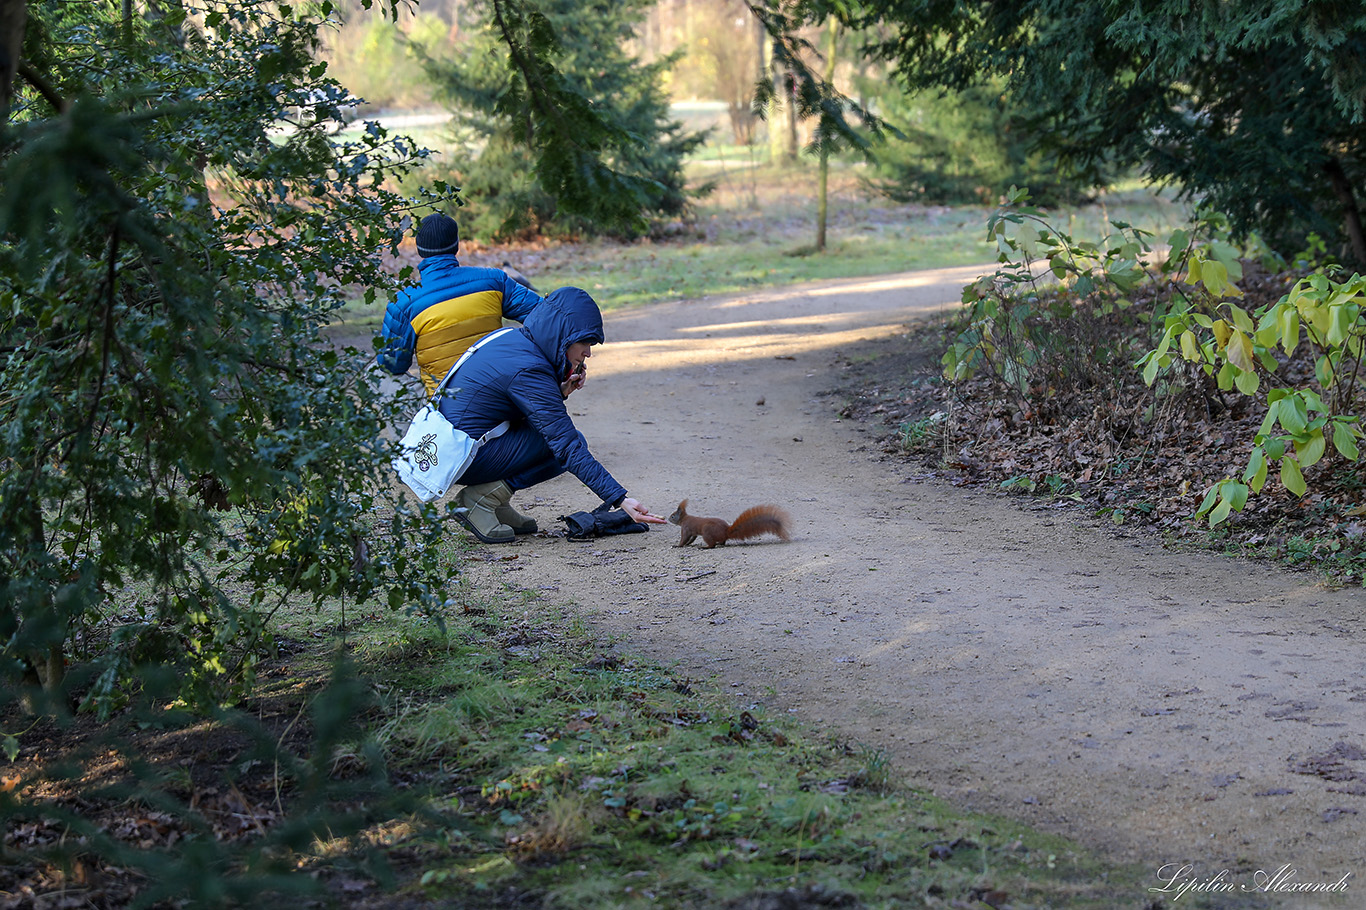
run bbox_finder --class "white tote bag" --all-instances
[392,328,514,502]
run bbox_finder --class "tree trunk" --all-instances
[815,19,839,252]
[33,645,64,692]
[784,69,798,160]
[816,152,828,251]
[1325,155,1366,267]
[0,0,27,118]
[13,500,65,710]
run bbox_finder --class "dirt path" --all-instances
[458,266,1366,908]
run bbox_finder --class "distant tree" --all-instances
[744,0,886,170]
[320,5,450,111]
[1,0,456,710]
[670,0,764,145]
[416,0,707,239]
[806,0,1366,264]
[865,79,1097,207]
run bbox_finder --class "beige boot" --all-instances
[455,482,515,543]
[495,492,538,535]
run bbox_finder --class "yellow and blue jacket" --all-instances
[377,255,544,393]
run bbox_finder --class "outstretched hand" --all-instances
[621,498,667,524]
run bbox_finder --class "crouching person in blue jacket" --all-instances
[439,287,668,543]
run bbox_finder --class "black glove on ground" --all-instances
[559,503,648,539]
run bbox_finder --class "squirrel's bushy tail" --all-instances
[726,505,791,542]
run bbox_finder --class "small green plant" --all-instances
[854,746,894,794]
[942,186,1164,423]
[897,413,946,453]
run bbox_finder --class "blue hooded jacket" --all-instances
[437,288,627,506]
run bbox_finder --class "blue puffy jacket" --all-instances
[377,255,543,393]
[438,288,627,506]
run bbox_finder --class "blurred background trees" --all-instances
[862,79,1098,208]
[834,0,1366,265]
[414,0,706,240]
[307,0,1365,266]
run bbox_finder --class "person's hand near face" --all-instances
[561,341,592,398]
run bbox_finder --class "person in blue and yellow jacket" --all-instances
[377,213,545,393]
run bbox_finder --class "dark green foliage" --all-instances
[755,0,1366,265]
[1,0,461,712]
[1135,42,1365,262]
[865,80,1096,207]
[0,0,469,900]
[418,0,706,239]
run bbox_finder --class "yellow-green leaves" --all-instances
[1179,330,1200,361]
[1277,273,1366,369]
[1142,266,1366,526]
[1234,365,1260,395]
[1203,390,1365,526]
[1211,318,1231,347]
[1331,419,1361,460]
[1226,328,1256,372]
[1243,446,1269,493]
[1270,391,1310,435]
[1277,304,1301,356]
[1185,249,1243,299]
[1197,479,1249,526]
[1294,429,1326,470]
[1280,457,1307,498]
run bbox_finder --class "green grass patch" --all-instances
[529,180,1190,312]
[329,151,1191,327]
[305,589,1157,908]
[498,163,1191,313]
[8,509,1174,906]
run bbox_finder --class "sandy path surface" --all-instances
[455,266,1366,908]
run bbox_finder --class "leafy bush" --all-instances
[1141,264,1366,525]
[945,187,1366,533]
[942,187,1172,422]
[1,0,461,714]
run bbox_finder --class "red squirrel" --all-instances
[667,500,791,548]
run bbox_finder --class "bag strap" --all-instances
[431,327,517,399]
[477,421,511,445]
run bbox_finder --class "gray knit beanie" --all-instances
[416,213,460,257]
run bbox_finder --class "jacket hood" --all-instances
[522,287,605,377]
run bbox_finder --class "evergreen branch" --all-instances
[17,61,65,113]
[487,0,572,146]
[744,0,891,156]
